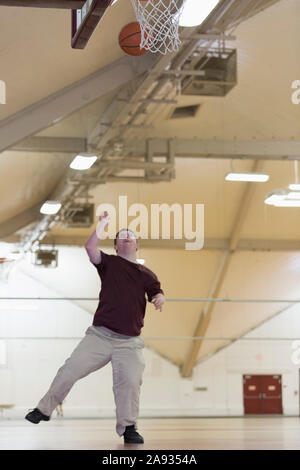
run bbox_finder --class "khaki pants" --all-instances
[37,325,146,436]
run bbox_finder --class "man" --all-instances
[25,211,165,444]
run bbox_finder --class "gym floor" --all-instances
[1,417,300,450]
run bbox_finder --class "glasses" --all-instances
[117,231,137,241]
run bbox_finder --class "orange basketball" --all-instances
[118,22,147,57]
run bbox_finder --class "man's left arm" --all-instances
[151,292,166,312]
[145,271,165,312]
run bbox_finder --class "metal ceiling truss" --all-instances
[11,136,87,153]
[9,137,300,162]
[5,234,300,253]
[195,300,295,366]
[107,139,300,162]
[0,54,158,154]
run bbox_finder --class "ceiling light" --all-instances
[40,201,61,215]
[274,200,300,207]
[137,258,145,264]
[289,183,300,191]
[286,191,300,199]
[264,188,300,207]
[70,154,97,170]
[179,0,220,28]
[264,192,285,205]
[225,172,269,182]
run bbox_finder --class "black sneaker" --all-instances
[25,408,50,424]
[123,425,144,444]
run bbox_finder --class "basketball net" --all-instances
[130,0,186,55]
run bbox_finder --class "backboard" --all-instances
[0,1,85,8]
[71,0,114,49]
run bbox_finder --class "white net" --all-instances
[130,0,186,55]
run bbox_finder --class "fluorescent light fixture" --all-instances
[179,0,220,27]
[137,258,145,265]
[264,193,285,205]
[274,200,300,207]
[40,201,61,215]
[264,188,300,207]
[225,172,269,182]
[286,191,300,199]
[289,183,300,191]
[70,154,97,170]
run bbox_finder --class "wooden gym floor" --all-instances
[1,416,300,450]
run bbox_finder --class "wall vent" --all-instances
[170,104,200,119]
[62,203,94,228]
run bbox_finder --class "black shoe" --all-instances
[123,425,144,444]
[25,408,50,424]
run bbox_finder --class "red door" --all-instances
[243,375,283,414]
[243,375,260,414]
[261,375,282,414]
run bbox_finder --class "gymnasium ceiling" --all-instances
[0,0,300,376]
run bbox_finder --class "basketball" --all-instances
[118,22,148,56]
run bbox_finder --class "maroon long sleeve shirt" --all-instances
[92,250,164,336]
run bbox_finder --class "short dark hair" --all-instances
[114,228,138,246]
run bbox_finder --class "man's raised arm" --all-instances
[85,211,110,265]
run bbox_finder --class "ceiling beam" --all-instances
[0,1,85,8]
[8,137,300,162]
[124,139,300,161]
[195,301,294,367]
[226,0,282,32]
[0,54,158,154]
[180,160,264,378]
[0,203,43,240]
[10,136,87,153]
[3,234,300,252]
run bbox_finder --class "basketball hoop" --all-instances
[130,0,186,55]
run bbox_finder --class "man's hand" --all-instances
[96,211,111,239]
[151,293,165,312]
[99,210,110,227]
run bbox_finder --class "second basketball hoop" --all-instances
[130,0,186,55]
